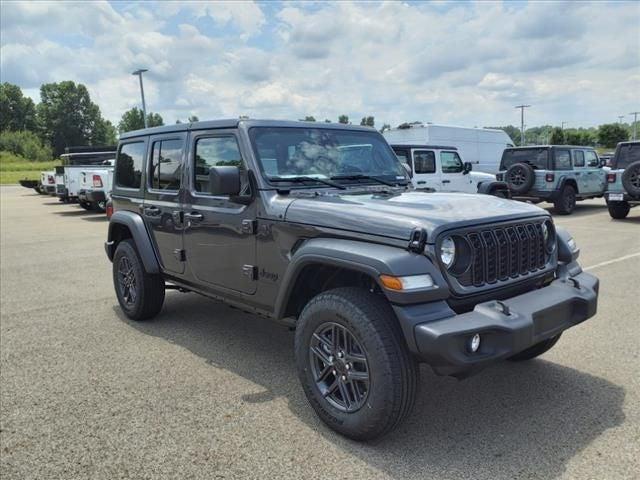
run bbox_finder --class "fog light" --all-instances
[468,334,481,353]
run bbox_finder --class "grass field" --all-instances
[0,152,58,184]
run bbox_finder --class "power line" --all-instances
[515,105,531,145]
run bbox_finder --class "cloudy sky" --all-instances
[1,1,638,129]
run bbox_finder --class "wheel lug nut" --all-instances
[341,375,347,381]
[345,364,350,370]
[332,369,336,375]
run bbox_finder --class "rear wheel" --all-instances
[95,200,107,213]
[607,201,630,219]
[554,185,576,215]
[508,334,561,361]
[79,200,94,210]
[295,287,417,441]
[113,239,165,321]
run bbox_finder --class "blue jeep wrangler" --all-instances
[604,141,640,219]
[497,146,605,214]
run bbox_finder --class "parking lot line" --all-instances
[584,252,640,271]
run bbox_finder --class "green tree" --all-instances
[188,115,199,123]
[36,81,113,155]
[486,125,522,145]
[0,83,37,132]
[598,123,629,148]
[338,115,349,124]
[379,123,391,133]
[360,116,375,127]
[549,127,565,145]
[0,130,52,162]
[324,119,331,123]
[300,116,316,122]
[117,107,164,134]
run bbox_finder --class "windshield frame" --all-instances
[248,126,409,189]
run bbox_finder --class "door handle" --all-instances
[442,180,451,184]
[143,205,160,216]
[184,212,204,222]
[417,181,426,185]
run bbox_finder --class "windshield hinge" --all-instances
[408,228,427,253]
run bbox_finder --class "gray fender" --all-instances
[106,210,160,274]
[477,180,508,195]
[274,238,449,319]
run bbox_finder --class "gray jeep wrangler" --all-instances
[105,120,599,440]
[497,145,606,214]
[604,141,640,219]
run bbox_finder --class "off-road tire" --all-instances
[622,161,640,197]
[607,201,630,219]
[79,200,95,211]
[505,163,535,194]
[554,184,576,215]
[113,239,165,321]
[508,334,561,361]
[95,200,107,213]
[295,287,418,441]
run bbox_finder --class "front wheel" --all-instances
[607,201,630,219]
[295,287,417,441]
[508,334,561,361]
[554,185,576,215]
[113,239,165,321]
[79,200,94,210]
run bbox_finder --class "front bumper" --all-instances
[395,270,598,376]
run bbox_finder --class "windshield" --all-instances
[612,143,640,169]
[500,148,549,170]
[249,127,407,184]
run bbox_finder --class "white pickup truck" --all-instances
[55,147,117,204]
[77,161,114,212]
[390,144,506,195]
[39,170,57,195]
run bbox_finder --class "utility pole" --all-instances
[515,104,530,146]
[630,111,640,140]
[132,69,149,128]
[561,121,567,131]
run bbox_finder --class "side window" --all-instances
[554,149,571,170]
[115,142,145,189]
[573,150,585,167]
[440,151,463,173]
[585,150,599,167]
[194,135,247,194]
[150,139,183,191]
[413,150,436,174]
[393,149,409,164]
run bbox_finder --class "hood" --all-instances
[285,190,547,241]
[470,171,496,182]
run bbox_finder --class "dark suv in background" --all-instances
[497,145,605,214]
[105,120,599,440]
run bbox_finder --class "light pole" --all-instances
[132,69,149,128]
[515,104,531,146]
[618,115,625,124]
[630,111,640,140]
[561,121,567,131]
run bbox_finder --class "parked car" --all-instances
[496,145,606,214]
[77,160,114,212]
[57,146,117,203]
[383,123,514,174]
[18,179,42,193]
[390,144,507,195]
[105,120,598,441]
[40,170,57,195]
[604,141,640,219]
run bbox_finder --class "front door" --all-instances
[439,150,471,192]
[143,134,186,274]
[182,130,257,295]
[584,149,606,194]
[410,149,439,190]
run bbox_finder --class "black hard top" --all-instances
[119,119,377,140]
[505,145,595,150]
[616,141,640,146]
[390,144,458,151]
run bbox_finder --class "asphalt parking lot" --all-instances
[1,185,639,480]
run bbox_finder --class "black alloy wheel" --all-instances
[117,256,137,306]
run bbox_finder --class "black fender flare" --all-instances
[274,238,449,319]
[477,180,508,195]
[557,176,579,196]
[106,210,160,274]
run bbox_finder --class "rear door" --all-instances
[143,133,187,274]
[410,149,439,190]
[571,149,589,193]
[182,129,257,294]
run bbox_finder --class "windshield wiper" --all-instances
[269,176,346,190]
[330,174,406,187]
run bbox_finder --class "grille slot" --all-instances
[453,221,548,288]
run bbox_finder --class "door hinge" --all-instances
[174,249,186,262]
[242,264,258,280]
[241,219,257,234]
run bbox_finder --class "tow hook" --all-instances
[493,300,511,316]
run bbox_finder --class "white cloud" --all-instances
[1,0,638,128]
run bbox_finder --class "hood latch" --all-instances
[408,228,428,253]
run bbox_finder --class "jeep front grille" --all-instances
[452,220,549,288]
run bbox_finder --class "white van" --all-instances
[383,123,514,174]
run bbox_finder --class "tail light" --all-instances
[106,202,114,219]
[93,175,103,188]
[606,173,616,183]
[545,173,555,182]
[48,175,55,184]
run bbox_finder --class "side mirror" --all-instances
[463,162,473,174]
[599,159,607,167]
[401,162,413,178]
[209,166,241,196]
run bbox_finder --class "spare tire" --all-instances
[622,160,640,197]
[505,163,535,194]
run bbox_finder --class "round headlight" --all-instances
[542,220,556,253]
[440,236,456,268]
